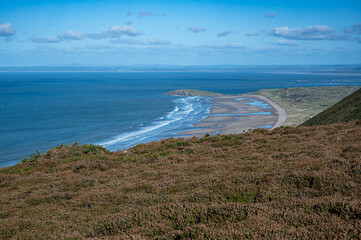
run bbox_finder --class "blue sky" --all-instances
[0,0,361,66]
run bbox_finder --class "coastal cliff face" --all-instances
[0,121,360,239]
[164,89,222,96]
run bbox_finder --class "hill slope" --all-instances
[254,86,360,126]
[302,88,361,126]
[0,122,360,239]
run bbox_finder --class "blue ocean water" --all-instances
[0,71,360,167]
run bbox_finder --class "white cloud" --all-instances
[110,26,139,36]
[59,30,87,40]
[273,25,344,40]
[0,23,16,37]
[31,25,142,44]
[90,25,141,39]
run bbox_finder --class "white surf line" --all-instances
[244,94,287,129]
[99,97,197,147]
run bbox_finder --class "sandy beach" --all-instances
[179,94,287,137]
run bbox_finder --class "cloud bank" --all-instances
[273,25,344,40]
[89,25,140,39]
[31,25,141,43]
[59,30,87,40]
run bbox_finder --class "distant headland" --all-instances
[164,89,222,97]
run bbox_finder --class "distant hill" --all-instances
[302,88,361,126]
[254,86,360,126]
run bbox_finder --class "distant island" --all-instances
[164,89,222,96]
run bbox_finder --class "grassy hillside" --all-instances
[0,122,360,239]
[302,88,361,126]
[255,86,360,126]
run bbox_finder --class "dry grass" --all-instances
[0,122,360,239]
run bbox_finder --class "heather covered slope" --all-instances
[302,88,361,126]
[0,122,361,239]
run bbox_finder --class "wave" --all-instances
[166,105,179,119]
[99,96,206,149]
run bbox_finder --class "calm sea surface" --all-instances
[1,71,360,167]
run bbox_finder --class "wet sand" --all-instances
[179,94,287,137]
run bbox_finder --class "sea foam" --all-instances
[99,97,206,149]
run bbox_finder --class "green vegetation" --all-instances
[255,86,360,126]
[164,89,222,96]
[302,88,361,126]
[0,122,360,239]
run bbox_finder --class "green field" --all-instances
[254,86,360,126]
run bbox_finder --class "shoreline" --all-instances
[245,94,287,129]
[178,94,287,137]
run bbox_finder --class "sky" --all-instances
[0,0,361,66]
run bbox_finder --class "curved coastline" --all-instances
[178,93,288,137]
[100,91,288,149]
[244,94,287,129]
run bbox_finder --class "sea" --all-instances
[1,70,361,167]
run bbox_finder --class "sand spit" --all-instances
[179,94,287,137]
